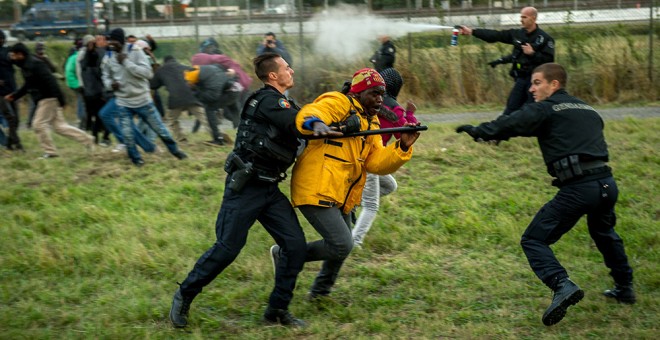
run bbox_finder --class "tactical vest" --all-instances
[234,89,298,173]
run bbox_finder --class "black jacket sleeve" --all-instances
[473,102,548,140]
[473,28,517,44]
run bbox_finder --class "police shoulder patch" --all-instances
[547,40,554,49]
[278,98,291,108]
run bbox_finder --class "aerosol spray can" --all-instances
[451,27,460,46]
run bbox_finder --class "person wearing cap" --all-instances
[351,67,419,248]
[5,43,94,159]
[101,28,187,166]
[279,68,421,300]
[0,30,23,151]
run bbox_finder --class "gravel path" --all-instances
[178,105,659,130]
[416,105,660,124]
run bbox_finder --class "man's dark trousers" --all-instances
[520,176,634,288]
[179,178,307,309]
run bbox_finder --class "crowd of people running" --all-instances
[2,9,636,328]
[0,28,263,165]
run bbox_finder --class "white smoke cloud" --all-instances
[309,3,451,61]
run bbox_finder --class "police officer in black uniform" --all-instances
[456,63,635,326]
[169,53,308,328]
[370,34,396,71]
[459,6,554,115]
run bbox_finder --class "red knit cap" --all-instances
[349,68,386,93]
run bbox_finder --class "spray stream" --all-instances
[311,4,454,61]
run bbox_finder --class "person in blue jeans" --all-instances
[98,97,155,153]
[101,28,186,166]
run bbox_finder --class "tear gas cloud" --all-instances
[310,4,453,62]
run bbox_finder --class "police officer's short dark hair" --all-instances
[253,52,282,82]
[533,63,567,87]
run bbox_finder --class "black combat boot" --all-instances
[603,283,636,304]
[263,306,307,328]
[169,288,194,328]
[542,278,584,326]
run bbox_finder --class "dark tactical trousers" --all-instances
[520,176,634,288]
[180,178,307,309]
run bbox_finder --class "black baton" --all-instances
[304,125,428,140]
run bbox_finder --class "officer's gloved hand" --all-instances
[456,124,480,141]
[340,114,361,134]
[488,58,504,68]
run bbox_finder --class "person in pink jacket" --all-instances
[191,38,253,134]
[352,67,419,247]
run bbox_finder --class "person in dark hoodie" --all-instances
[5,43,94,158]
[5,43,94,159]
[151,55,209,143]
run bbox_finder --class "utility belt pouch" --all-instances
[552,155,583,183]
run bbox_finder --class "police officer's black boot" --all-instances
[263,305,307,328]
[169,288,194,328]
[603,282,636,304]
[542,278,584,326]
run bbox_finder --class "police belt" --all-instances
[552,158,610,186]
[580,160,608,171]
[253,168,286,183]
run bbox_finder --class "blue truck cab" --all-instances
[10,2,99,41]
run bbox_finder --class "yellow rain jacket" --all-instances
[291,91,413,214]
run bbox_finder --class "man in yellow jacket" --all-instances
[275,68,421,299]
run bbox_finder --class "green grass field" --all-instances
[1,115,658,339]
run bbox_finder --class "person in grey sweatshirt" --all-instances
[101,28,187,166]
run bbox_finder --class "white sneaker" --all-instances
[112,144,126,153]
